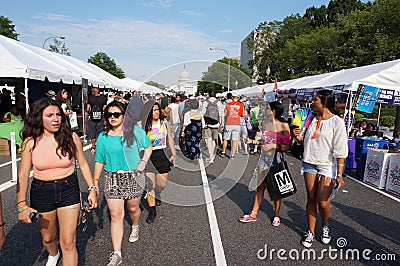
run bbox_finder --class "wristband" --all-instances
[18,205,28,213]
[0,222,5,227]
[17,200,26,206]
[140,159,148,164]
[337,163,345,167]
[88,186,98,192]
[337,173,343,177]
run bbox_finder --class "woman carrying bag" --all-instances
[239,101,291,227]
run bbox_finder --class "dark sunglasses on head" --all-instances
[105,112,124,119]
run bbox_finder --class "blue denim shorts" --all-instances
[30,173,80,213]
[258,153,283,169]
[301,161,337,179]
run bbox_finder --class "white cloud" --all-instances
[179,10,206,17]
[32,13,73,22]
[218,29,233,33]
[142,0,174,9]
[18,15,237,84]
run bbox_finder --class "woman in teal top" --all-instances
[93,100,152,266]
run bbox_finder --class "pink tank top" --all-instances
[32,138,74,178]
[262,130,291,145]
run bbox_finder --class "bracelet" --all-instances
[88,186,98,192]
[337,163,345,167]
[140,159,148,164]
[18,205,28,213]
[0,222,5,227]
[337,173,343,177]
[17,200,26,206]
[92,178,99,181]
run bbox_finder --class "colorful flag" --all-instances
[259,88,265,98]
[274,79,278,91]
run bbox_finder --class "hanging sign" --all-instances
[353,84,380,113]
[377,89,394,105]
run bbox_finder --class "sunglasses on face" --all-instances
[105,112,124,119]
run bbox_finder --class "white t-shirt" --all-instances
[169,103,180,124]
[301,115,348,165]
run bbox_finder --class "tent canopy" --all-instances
[0,35,130,90]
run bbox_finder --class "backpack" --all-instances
[204,100,219,125]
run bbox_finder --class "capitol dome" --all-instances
[179,66,190,85]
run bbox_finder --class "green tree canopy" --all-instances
[88,52,125,79]
[49,38,71,56]
[198,58,252,94]
[0,16,18,40]
[146,81,166,90]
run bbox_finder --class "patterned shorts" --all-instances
[104,171,145,199]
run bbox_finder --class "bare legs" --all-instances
[303,173,334,234]
[39,203,80,265]
[107,198,141,252]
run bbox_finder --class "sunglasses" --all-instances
[105,112,124,119]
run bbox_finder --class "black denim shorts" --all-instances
[30,173,80,213]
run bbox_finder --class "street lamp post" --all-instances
[42,35,65,49]
[210,47,230,92]
[266,66,271,83]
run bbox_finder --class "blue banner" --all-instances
[377,89,394,105]
[355,85,380,113]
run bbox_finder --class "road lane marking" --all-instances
[199,157,227,266]
[345,174,400,203]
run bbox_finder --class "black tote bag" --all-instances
[265,160,297,201]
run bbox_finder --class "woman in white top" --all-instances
[293,90,348,248]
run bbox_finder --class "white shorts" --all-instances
[223,125,240,141]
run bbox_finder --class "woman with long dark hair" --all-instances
[55,89,73,116]
[142,100,177,224]
[293,89,348,248]
[239,101,291,226]
[93,99,152,266]
[17,98,97,266]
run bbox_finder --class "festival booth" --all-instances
[254,59,400,193]
[0,35,143,143]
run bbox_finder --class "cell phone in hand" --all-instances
[29,212,42,223]
[331,180,339,201]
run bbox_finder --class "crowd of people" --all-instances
[0,87,349,265]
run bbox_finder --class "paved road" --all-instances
[0,145,399,265]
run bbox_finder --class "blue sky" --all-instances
[4,0,342,85]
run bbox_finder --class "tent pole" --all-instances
[24,78,29,114]
[377,103,382,128]
[347,90,353,135]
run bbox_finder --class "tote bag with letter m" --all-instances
[265,160,297,201]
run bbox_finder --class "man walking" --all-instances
[86,87,107,154]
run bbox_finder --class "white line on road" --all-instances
[199,158,227,266]
[345,174,400,203]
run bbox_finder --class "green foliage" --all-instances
[49,39,71,56]
[88,52,125,79]
[354,113,364,123]
[146,81,166,90]
[0,16,18,40]
[379,115,396,127]
[248,0,400,81]
[198,58,252,94]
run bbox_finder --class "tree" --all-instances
[88,52,125,79]
[48,38,71,56]
[146,81,166,90]
[0,16,18,40]
[197,58,252,94]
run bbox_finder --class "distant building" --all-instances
[240,31,253,72]
[168,66,197,96]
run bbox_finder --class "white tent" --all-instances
[122,77,163,94]
[0,35,131,98]
[273,59,400,92]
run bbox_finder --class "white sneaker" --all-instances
[107,252,122,266]
[128,225,139,243]
[321,226,331,244]
[46,250,60,266]
[301,231,314,248]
